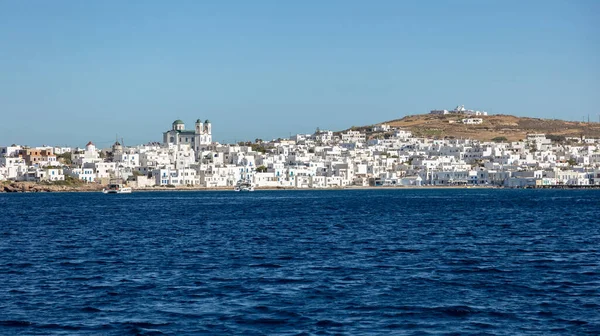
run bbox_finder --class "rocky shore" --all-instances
[1,182,104,193]
[1,182,495,193]
[5,182,589,193]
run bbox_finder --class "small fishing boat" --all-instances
[102,180,132,194]
[234,179,254,192]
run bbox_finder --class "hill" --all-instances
[363,114,600,142]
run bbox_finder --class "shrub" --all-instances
[546,134,566,143]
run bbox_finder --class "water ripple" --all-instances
[1,189,599,335]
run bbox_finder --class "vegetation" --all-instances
[56,152,72,165]
[380,114,600,142]
[414,129,443,138]
[235,141,269,154]
[546,134,566,143]
[251,143,267,154]
[492,136,508,143]
[255,165,267,173]
[39,175,85,186]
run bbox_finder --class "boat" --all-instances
[103,140,133,194]
[102,180,132,194]
[234,179,254,192]
[103,156,132,194]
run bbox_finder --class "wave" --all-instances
[248,263,282,268]
[0,320,32,327]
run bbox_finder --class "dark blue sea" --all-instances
[1,189,599,335]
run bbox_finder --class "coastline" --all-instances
[0,181,493,193]
[2,181,598,193]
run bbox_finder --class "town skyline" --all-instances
[1,1,598,146]
[3,116,600,190]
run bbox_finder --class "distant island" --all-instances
[2,106,600,192]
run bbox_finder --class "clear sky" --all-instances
[1,0,598,147]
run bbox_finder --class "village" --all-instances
[2,108,600,190]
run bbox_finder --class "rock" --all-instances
[4,185,17,192]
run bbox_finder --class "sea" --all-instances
[0,189,599,335]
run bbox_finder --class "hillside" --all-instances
[365,114,600,142]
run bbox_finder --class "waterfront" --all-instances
[1,189,599,335]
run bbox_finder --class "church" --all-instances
[163,119,212,152]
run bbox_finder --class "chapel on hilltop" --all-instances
[163,119,212,152]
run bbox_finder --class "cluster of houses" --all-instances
[2,118,600,189]
[430,104,489,116]
[431,105,487,125]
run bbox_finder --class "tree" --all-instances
[251,143,267,154]
[56,152,72,165]
[546,134,566,143]
[491,136,508,143]
[256,165,267,173]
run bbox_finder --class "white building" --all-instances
[65,166,96,182]
[72,142,102,166]
[163,119,212,152]
[0,157,27,180]
[0,145,22,157]
[462,118,483,125]
[372,124,392,132]
[431,105,488,116]
[341,130,366,143]
[46,168,65,181]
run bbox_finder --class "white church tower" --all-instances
[194,119,212,152]
[195,119,203,135]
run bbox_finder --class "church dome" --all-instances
[172,120,184,125]
[205,119,210,123]
[196,119,202,123]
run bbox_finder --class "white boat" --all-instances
[103,146,133,194]
[102,182,132,194]
[234,179,254,192]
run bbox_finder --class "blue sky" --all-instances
[0,0,598,147]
